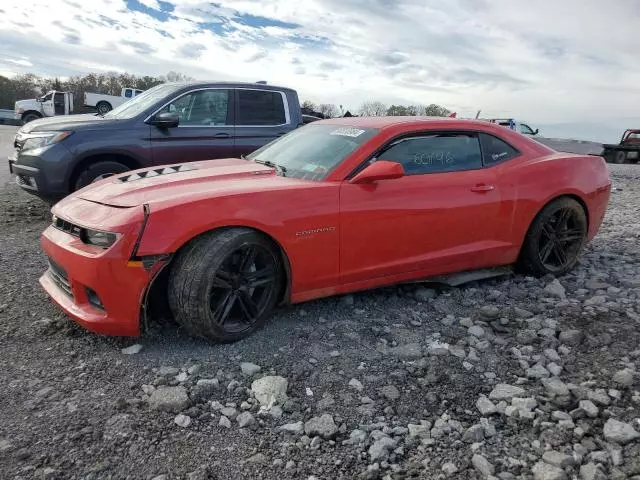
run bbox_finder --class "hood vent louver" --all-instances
[117,164,197,183]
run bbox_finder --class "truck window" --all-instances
[158,89,230,126]
[41,92,53,102]
[237,90,286,126]
[124,89,133,98]
[519,124,535,135]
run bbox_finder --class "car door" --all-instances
[149,88,235,166]
[234,88,291,158]
[339,131,511,285]
[41,92,55,117]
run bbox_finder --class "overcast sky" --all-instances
[1,0,639,142]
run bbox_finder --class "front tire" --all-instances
[74,161,130,191]
[519,197,587,277]
[22,112,42,124]
[168,229,283,342]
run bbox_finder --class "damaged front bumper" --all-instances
[39,201,170,336]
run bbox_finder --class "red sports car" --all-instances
[40,117,611,342]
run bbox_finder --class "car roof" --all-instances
[162,81,297,93]
[318,116,506,131]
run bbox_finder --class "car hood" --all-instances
[15,99,38,108]
[75,159,299,208]
[19,114,123,133]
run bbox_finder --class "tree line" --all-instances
[0,71,191,111]
[0,71,451,118]
[301,100,451,119]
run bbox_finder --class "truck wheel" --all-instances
[613,151,626,164]
[96,101,112,115]
[168,229,283,342]
[74,161,130,191]
[22,112,42,124]
[518,197,587,277]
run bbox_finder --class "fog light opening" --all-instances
[86,288,104,310]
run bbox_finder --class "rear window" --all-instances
[480,133,520,165]
[237,90,286,126]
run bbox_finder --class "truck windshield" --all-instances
[103,83,185,120]
[246,123,379,181]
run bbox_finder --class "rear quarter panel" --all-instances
[136,182,341,297]
[497,153,611,246]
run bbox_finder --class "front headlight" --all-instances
[21,131,73,151]
[82,229,118,249]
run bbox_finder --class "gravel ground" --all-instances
[0,165,638,480]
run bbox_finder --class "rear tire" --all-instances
[168,229,283,343]
[96,101,112,115]
[519,197,587,277]
[74,161,130,191]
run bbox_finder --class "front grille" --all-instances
[48,259,72,297]
[53,217,82,237]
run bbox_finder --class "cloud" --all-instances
[177,42,206,59]
[121,40,156,55]
[0,0,638,142]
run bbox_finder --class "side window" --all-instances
[41,93,53,102]
[380,133,482,175]
[158,89,230,126]
[237,90,286,126]
[479,133,520,165]
[124,89,133,98]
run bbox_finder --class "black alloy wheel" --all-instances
[209,243,278,333]
[537,207,586,272]
[168,229,283,342]
[519,197,588,276]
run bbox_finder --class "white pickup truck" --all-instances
[14,90,75,124]
[84,87,145,115]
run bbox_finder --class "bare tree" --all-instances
[359,101,387,116]
[318,103,339,118]
[162,71,195,83]
[301,100,316,111]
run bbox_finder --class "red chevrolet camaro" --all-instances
[40,117,611,342]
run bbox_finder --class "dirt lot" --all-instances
[0,143,638,479]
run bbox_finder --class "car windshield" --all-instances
[246,123,379,181]
[103,83,185,120]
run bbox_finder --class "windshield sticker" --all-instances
[330,127,366,138]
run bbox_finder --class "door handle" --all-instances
[470,184,495,193]
[213,133,230,139]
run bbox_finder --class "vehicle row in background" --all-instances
[13,87,145,124]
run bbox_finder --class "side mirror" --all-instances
[350,160,404,184]
[533,129,539,135]
[149,111,179,128]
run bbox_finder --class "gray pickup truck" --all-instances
[9,81,303,200]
